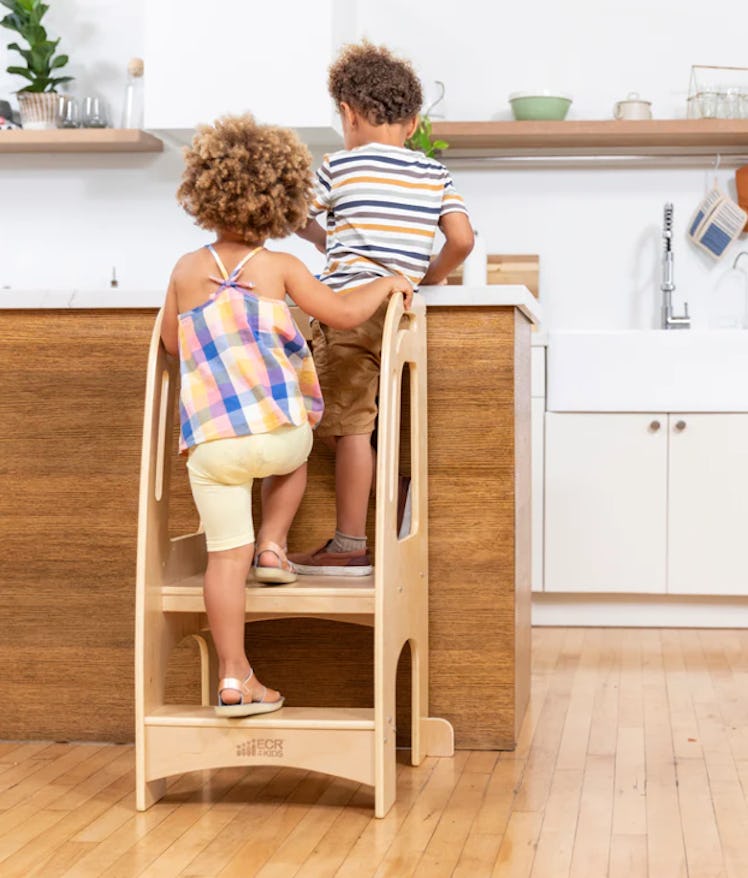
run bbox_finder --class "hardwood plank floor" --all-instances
[3,628,748,876]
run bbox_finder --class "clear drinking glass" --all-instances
[721,87,741,119]
[698,91,719,119]
[739,92,748,120]
[57,96,80,128]
[82,97,108,128]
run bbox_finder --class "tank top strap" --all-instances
[205,244,263,295]
[232,246,262,276]
[205,244,229,280]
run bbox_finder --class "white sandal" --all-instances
[215,668,284,717]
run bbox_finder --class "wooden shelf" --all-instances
[0,128,163,153]
[431,119,748,157]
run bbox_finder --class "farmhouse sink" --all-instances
[547,330,748,412]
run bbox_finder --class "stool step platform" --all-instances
[160,573,376,621]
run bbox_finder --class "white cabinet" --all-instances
[531,346,546,592]
[545,412,748,596]
[545,413,667,593]
[668,414,748,595]
[145,1,343,130]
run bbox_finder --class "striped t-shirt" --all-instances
[309,142,468,291]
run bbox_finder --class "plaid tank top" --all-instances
[177,245,323,452]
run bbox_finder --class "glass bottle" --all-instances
[461,229,487,286]
[120,57,144,129]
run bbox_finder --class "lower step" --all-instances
[143,705,376,785]
[145,704,374,729]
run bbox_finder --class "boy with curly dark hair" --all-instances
[291,42,474,576]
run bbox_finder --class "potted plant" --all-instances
[1,0,72,129]
[406,115,448,158]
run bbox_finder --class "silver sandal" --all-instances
[215,668,284,717]
[253,540,298,585]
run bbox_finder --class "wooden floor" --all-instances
[3,627,748,877]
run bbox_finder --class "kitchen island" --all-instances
[1,286,540,749]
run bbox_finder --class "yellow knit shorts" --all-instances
[186,422,313,552]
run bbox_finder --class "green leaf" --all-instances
[50,53,66,69]
[1,12,26,30]
[6,41,31,61]
[405,115,448,158]
[6,64,33,79]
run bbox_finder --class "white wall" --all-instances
[1,0,747,327]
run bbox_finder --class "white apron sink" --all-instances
[547,330,748,412]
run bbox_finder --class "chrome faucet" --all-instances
[661,203,690,329]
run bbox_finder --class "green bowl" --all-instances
[509,92,572,121]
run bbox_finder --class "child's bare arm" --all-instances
[420,212,475,286]
[283,255,412,329]
[296,218,327,254]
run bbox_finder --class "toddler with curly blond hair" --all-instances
[290,41,474,576]
[160,114,412,717]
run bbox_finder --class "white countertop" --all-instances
[0,289,165,309]
[0,284,542,324]
[419,285,542,324]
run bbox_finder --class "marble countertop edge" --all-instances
[0,284,543,325]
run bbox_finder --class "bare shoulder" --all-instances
[265,250,303,268]
[171,248,206,282]
[266,250,310,278]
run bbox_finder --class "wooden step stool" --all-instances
[134,292,453,817]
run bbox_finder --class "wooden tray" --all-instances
[447,254,539,297]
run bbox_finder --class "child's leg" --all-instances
[335,432,375,537]
[188,437,285,706]
[202,544,279,704]
[257,462,307,567]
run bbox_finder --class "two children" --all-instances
[161,40,473,715]
[161,116,412,716]
[290,42,474,575]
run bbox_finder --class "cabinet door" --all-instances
[531,398,545,591]
[545,413,667,593]
[145,1,336,129]
[668,414,748,595]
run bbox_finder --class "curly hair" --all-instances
[328,41,422,125]
[177,115,313,243]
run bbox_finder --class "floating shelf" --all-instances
[0,128,164,153]
[431,119,748,157]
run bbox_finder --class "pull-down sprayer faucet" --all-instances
[661,203,690,329]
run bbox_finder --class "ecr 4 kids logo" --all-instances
[236,737,285,758]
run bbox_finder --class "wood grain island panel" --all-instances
[0,303,531,748]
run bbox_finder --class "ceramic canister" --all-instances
[613,92,652,120]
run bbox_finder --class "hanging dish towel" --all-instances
[687,185,747,260]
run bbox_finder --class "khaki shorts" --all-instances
[187,422,313,552]
[312,300,388,438]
